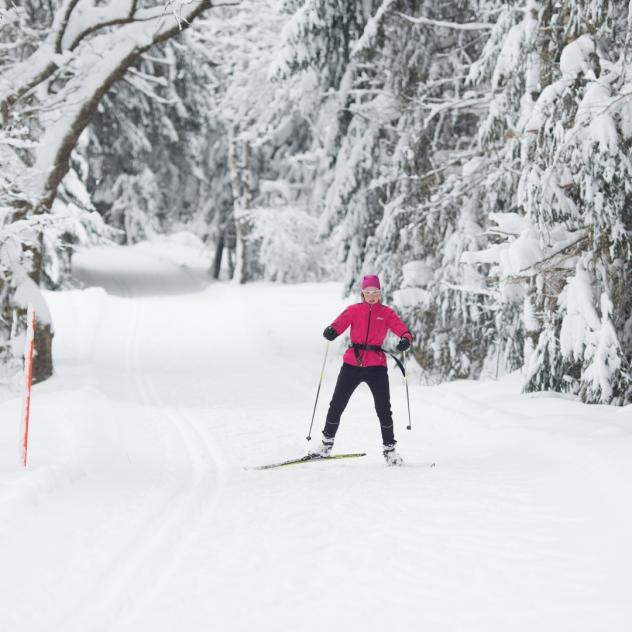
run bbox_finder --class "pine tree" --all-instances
[461,0,632,403]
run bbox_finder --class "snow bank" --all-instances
[0,242,630,632]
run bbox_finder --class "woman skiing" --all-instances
[310,274,412,466]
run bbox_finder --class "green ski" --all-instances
[251,453,367,471]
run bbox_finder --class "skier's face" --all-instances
[362,287,381,304]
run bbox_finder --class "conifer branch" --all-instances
[397,12,495,31]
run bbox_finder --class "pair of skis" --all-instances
[251,452,436,470]
[252,452,366,470]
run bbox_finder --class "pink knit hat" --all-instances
[361,274,381,289]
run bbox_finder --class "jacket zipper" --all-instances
[361,304,372,366]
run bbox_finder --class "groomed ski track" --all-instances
[0,242,631,632]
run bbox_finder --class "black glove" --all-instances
[323,326,338,341]
[396,337,411,352]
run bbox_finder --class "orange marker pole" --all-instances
[20,305,36,467]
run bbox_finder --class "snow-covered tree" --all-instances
[84,28,233,247]
[205,0,332,283]
[461,0,632,403]
[269,0,631,402]
[315,0,502,377]
[0,0,222,382]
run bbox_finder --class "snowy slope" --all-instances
[0,240,631,632]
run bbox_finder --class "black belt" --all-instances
[350,343,406,376]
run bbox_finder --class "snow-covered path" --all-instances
[1,242,631,632]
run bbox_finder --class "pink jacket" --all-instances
[329,302,412,367]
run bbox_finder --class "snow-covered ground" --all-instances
[1,239,631,632]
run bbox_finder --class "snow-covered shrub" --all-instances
[249,206,329,282]
[108,169,162,245]
[559,263,630,405]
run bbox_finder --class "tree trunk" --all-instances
[32,323,53,383]
[229,133,253,284]
[31,232,54,382]
[212,231,225,279]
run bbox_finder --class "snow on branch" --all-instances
[61,0,142,51]
[440,281,498,299]
[8,0,213,208]
[422,94,490,127]
[396,12,495,31]
[0,1,209,119]
[0,7,21,29]
[516,231,590,276]
[123,70,177,105]
[352,0,397,57]
[461,212,590,280]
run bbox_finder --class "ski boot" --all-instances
[309,435,334,458]
[383,443,403,467]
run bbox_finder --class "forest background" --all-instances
[0,0,630,406]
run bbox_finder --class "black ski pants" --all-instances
[323,363,395,445]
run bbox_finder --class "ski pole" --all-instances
[403,350,412,430]
[306,341,329,442]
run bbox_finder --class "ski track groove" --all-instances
[61,288,225,631]
[21,264,630,632]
